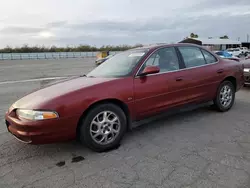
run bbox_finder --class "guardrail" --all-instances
[0,51,119,60]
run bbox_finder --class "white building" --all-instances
[179,38,241,51]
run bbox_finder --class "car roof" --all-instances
[129,43,203,51]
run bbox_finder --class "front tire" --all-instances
[213,81,235,112]
[79,103,127,152]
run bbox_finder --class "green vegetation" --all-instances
[0,44,143,53]
[219,35,229,39]
[190,33,199,38]
[189,33,230,39]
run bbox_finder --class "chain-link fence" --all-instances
[0,51,119,60]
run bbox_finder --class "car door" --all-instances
[200,48,226,98]
[133,47,188,119]
[176,46,222,102]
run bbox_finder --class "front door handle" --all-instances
[176,77,183,81]
[217,69,224,74]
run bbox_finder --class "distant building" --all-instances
[242,42,250,49]
[179,38,241,51]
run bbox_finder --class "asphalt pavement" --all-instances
[1,58,250,188]
[0,58,95,133]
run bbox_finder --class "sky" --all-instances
[0,0,250,48]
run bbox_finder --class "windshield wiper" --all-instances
[80,74,86,77]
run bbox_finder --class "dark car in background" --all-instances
[5,43,244,152]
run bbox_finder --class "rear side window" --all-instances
[178,46,206,68]
[201,49,217,64]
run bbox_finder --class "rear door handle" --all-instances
[176,77,183,81]
[217,69,224,74]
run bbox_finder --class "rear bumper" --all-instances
[236,72,245,91]
[244,72,250,84]
[5,111,80,144]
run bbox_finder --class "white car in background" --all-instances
[240,47,249,56]
[227,48,245,57]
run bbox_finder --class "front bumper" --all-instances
[5,108,79,144]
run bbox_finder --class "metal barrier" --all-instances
[0,51,119,60]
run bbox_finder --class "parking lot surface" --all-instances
[1,59,250,188]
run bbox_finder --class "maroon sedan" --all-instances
[5,43,244,152]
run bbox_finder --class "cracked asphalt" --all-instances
[1,58,250,188]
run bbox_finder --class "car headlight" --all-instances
[16,109,59,121]
[244,68,250,72]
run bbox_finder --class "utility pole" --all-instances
[247,34,249,42]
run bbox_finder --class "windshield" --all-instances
[87,49,148,77]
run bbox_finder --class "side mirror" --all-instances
[139,65,160,76]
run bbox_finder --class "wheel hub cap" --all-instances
[90,111,121,145]
[219,85,233,108]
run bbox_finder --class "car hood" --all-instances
[12,76,116,109]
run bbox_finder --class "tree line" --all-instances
[189,33,229,39]
[0,44,143,53]
[0,34,230,53]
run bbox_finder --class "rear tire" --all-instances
[213,81,235,112]
[79,103,127,152]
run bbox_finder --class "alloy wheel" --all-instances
[90,111,121,145]
[219,85,233,108]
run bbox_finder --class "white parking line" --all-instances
[0,77,67,85]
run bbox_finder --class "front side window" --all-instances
[201,49,217,64]
[138,47,180,74]
[87,49,147,77]
[178,46,206,68]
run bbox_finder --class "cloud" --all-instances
[45,21,68,29]
[0,21,67,36]
[67,12,250,40]
[195,0,250,8]
[70,20,168,34]
[0,0,250,47]
[0,26,44,35]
